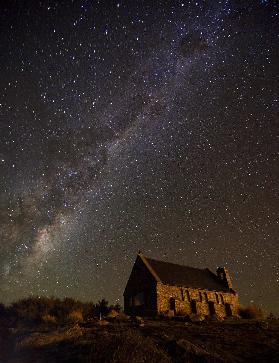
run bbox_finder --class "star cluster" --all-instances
[0,1,278,313]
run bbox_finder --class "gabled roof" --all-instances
[139,253,230,292]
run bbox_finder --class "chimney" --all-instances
[217,267,233,289]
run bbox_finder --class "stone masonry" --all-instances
[124,253,239,318]
[156,282,238,318]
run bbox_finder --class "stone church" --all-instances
[124,252,239,318]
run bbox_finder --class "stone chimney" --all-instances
[217,267,233,289]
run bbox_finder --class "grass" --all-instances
[1,298,278,362]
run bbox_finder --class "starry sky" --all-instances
[0,0,278,314]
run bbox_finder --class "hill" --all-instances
[1,316,279,362]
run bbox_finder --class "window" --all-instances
[169,297,176,311]
[225,303,232,317]
[186,290,191,301]
[129,292,144,306]
[215,293,219,304]
[191,300,197,314]
[208,301,215,315]
[134,292,144,306]
[199,292,203,302]
[181,288,184,301]
[204,292,208,302]
[220,294,225,305]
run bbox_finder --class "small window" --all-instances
[215,293,219,304]
[191,300,197,314]
[186,290,191,301]
[181,288,184,301]
[199,292,202,302]
[133,292,144,306]
[169,297,176,311]
[220,294,225,304]
[204,292,208,302]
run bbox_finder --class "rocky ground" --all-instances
[1,318,279,363]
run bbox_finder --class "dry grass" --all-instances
[41,314,57,325]
[17,324,85,348]
[67,309,84,322]
[106,309,120,318]
[3,318,279,363]
[89,329,171,363]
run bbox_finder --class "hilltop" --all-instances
[1,297,278,362]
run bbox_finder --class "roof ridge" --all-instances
[137,253,162,282]
[139,253,230,292]
[145,255,208,272]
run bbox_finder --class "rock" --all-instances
[128,316,145,326]
[209,315,224,322]
[256,320,269,330]
[97,319,109,326]
[106,309,120,319]
[168,339,225,362]
[189,314,205,322]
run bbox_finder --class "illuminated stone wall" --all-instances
[156,282,238,318]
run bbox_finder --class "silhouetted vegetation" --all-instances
[0,296,121,327]
[238,304,265,320]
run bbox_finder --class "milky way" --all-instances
[0,1,278,313]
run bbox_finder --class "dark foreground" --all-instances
[1,318,279,363]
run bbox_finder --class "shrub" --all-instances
[94,298,109,317]
[107,309,120,319]
[67,309,84,323]
[9,297,50,323]
[238,304,265,319]
[42,314,57,325]
[5,296,120,325]
[110,303,122,312]
[82,302,95,320]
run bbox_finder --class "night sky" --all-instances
[1,1,278,314]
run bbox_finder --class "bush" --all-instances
[94,298,109,317]
[42,314,57,325]
[9,297,50,323]
[67,309,84,323]
[8,297,86,324]
[107,309,120,319]
[238,304,265,320]
[3,296,121,325]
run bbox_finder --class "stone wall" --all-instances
[156,282,238,318]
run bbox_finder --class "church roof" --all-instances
[140,254,230,292]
